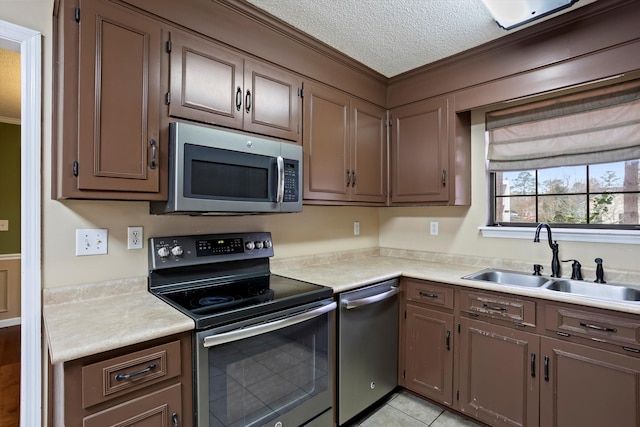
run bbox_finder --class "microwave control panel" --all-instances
[283,159,299,202]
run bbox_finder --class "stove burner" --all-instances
[198,295,235,307]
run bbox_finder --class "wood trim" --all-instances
[388,0,640,109]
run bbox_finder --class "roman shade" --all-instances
[486,79,640,171]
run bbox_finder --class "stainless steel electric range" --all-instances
[148,232,335,427]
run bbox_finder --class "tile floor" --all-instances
[345,389,486,427]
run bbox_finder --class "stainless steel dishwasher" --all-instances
[337,278,400,425]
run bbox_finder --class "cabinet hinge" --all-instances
[74,7,80,23]
[298,88,304,98]
[403,369,406,379]
[73,161,79,177]
[165,92,171,105]
[457,390,459,401]
[458,323,461,333]
[386,119,392,127]
[166,40,172,53]
[404,310,407,319]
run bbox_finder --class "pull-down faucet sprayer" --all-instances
[533,222,561,278]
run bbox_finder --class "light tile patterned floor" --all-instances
[345,390,486,427]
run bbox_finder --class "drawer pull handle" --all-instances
[579,322,617,333]
[446,330,451,351]
[149,139,157,169]
[172,412,179,426]
[483,303,507,311]
[419,292,438,298]
[623,346,640,353]
[235,86,242,111]
[114,363,157,381]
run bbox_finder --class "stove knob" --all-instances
[171,245,184,257]
[255,241,264,249]
[245,241,255,250]
[264,240,273,249]
[157,246,170,258]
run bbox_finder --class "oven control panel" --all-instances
[149,232,274,270]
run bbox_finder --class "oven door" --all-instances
[195,299,336,427]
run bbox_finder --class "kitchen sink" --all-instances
[463,268,640,303]
[463,268,551,288]
[545,280,640,302]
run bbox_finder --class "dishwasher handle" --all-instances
[343,286,400,310]
[203,301,336,348]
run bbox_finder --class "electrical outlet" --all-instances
[76,229,108,256]
[0,220,8,231]
[354,221,360,236]
[127,226,144,249]
[430,221,439,236]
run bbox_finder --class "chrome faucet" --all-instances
[534,222,561,278]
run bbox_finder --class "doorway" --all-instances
[0,19,42,427]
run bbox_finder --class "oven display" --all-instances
[195,238,244,256]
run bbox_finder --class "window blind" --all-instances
[486,79,640,171]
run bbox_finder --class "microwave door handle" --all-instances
[276,156,285,203]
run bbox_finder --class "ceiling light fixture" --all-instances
[480,0,580,30]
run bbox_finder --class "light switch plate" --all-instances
[76,229,108,256]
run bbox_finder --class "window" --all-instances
[491,160,640,227]
[485,77,640,230]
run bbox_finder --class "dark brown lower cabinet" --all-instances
[458,317,539,427]
[83,383,182,427]
[404,304,454,405]
[540,337,640,427]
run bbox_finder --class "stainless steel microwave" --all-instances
[150,122,302,215]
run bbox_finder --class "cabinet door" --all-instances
[77,0,161,193]
[458,317,539,427]
[168,30,244,129]
[390,96,449,203]
[404,304,454,405]
[541,337,640,427]
[350,99,388,203]
[243,59,302,143]
[83,383,182,427]
[303,81,350,201]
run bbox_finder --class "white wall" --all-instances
[379,109,640,275]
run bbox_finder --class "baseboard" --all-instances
[0,317,21,328]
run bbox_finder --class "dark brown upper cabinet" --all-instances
[166,30,302,144]
[53,0,164,199]
[303,81,387,205]
[390,95,471,206]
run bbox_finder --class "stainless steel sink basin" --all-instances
[463,269,551,288]
[544,280,640,302]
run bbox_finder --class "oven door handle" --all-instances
[343,286,400,310]
[203,301,337,348]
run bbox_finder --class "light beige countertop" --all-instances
[271,248,640,315]
[44,249,640,364]
[43,277,194,365]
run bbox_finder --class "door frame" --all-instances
[0,19,42,427]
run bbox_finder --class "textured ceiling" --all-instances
[245,0,597,77]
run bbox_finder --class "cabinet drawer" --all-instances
[545,304,640,349]
[83,383,182,427]
[459,290,536,326]
[405,279,454,309]
[82,340,181,408]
